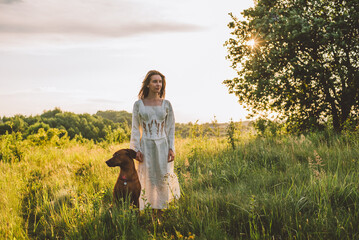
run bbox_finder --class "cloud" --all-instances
[0,0,22,4]
[0,0,202,44]
[0,87,86,97]
[86,98,123,104]
[0,21,200,37]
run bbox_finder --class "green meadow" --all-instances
[1,130,359,239]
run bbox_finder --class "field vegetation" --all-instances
[1,116,358,239]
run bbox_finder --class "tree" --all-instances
[96,110,132,125]
[0,108,130,142]
[224,0,359,132]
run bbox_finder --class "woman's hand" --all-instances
[136,151,143,162]
[168,149,175,162]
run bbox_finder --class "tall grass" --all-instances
[1,132,358,239]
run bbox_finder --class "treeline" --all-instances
[0,108,252,143]
[0,108,132,143]
[175,120,252,138]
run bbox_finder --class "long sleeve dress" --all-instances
[130,99,180,210]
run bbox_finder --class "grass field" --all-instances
[1,132,358,239]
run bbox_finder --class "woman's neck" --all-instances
[143,93,163,106]
[146,92,161,100]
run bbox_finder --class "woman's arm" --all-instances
[165,100,175,161]
[130,101,142,154]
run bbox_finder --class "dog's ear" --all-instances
[125,149,137,159]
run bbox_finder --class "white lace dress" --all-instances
[130,99,180,210]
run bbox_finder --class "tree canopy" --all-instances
[224,0,359,132]
[96,110,132,126]
[0,108,131,142]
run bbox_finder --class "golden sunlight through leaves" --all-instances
[247,39,256,48]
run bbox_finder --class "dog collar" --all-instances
[119,175,134,185]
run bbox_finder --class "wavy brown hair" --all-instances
[138,70,166,99]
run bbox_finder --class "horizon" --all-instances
[0,106,252,124]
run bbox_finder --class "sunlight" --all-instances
[247,39,256,48]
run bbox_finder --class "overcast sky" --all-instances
[0,0,254,123]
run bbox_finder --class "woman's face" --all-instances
[147,74,163,95]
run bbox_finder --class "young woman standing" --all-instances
[130,70,180,212]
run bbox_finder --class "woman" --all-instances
[130,70,180,212]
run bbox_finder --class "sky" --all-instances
[0,0,254,123]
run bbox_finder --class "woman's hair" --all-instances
[138,70,166,99]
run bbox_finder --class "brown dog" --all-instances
[106,149,141,209]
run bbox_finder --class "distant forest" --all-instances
[0,108,132,142]
[0,108,250,142]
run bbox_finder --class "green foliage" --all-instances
[105,126,129,144]
[225,0,359,133]
[0,108,131,143]
[226,119,236,150]
[189,120,204,139]
[25,122,51,137]
[27,128,69,146]
[0,132,25,162]
[22,169,46,238]
[96,110,132,126]
[226,119,243,150]
[211,116,221,138]
[176,119,249,139]
[0,115,28,134]
[253,117,286,137]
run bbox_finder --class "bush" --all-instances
[27,128,69,146]
[0,132,25,163]
[253,117,286,137]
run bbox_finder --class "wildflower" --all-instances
[183,171,191,184]
[308,150,326,179]
[185,158,189,168]
[313,150,324,167]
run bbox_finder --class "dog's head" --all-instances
[106,149,137,167]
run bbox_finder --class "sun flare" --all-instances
[247,39,256,48]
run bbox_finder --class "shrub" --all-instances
[0,132,25,162]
